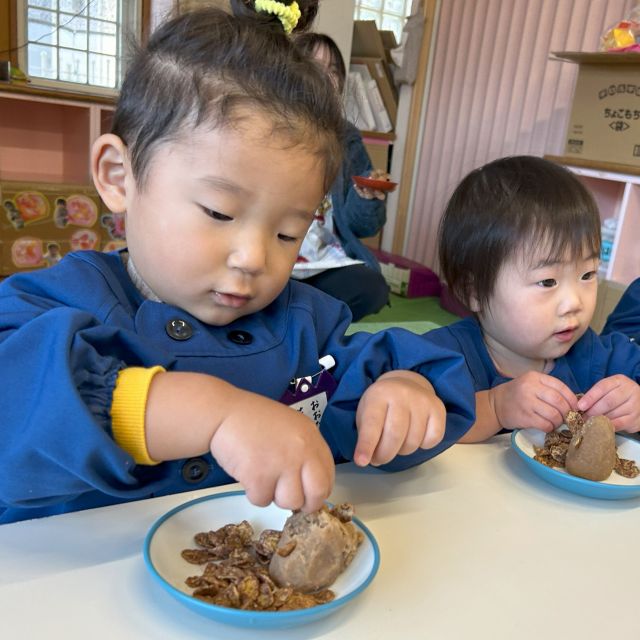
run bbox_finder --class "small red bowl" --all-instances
[352,175,398,192]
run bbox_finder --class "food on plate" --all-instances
[269,503,364,593]
[533,409,639,481]
[181,503,362,611]
[565,415,617,481]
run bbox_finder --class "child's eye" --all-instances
[537,278,557,288]
[202,207,232,221]
[278,233,297,242]
[581,270,597,281]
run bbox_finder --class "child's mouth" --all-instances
[554,327,577,342]
[214,291,251,308]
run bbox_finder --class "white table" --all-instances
[1,434,639,640]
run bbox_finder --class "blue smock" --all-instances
[423,317,640,393]
[601,277,640,342]
[0,251,475,523]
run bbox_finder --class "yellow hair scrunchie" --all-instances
[254,0,301,35]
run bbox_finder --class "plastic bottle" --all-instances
[598,217,617,278]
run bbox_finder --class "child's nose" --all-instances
[559,286,583,315]
[227,235,267,274]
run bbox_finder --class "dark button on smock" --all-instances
[166,318,193,341]
[181,457,209,484]
[227,330,253,345]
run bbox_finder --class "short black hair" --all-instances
[111,4,343,191]
[293,32,346,94]
[438,155,601,313]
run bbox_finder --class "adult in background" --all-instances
[292,32,390,322]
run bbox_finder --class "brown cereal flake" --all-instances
[180,507,362,612]
[532,408,639,480]
[615,455,640,478]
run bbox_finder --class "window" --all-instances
[354,0,413,45]
[16,0,140,95]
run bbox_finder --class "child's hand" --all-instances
[491,371,578,431]
[210,393,335,513]
[577,375,640,433]
[353,370,446,467]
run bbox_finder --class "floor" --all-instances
[347,293,461,335]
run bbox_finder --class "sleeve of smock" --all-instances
[600,278,640,341]
[111,365,165,465]
[0,262,176,510]
[568,329,640,388]
[319,326,476,471]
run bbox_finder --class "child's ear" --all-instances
[91,134,130,214]
[468,292,481,313]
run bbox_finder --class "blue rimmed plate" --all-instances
[511,429,640,500]
[143,491,380,629]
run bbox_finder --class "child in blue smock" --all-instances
[601,277,640,342]
[0,1,475,524]
[422,155,640,442]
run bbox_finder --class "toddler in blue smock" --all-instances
[422,155,640,442]
[0,1,475,524]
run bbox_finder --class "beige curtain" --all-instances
[405,0,635,271]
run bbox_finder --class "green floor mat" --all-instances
[346,320,440,335]
[348,294,460,334]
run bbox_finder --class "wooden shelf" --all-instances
[0,89,114,184]
[545,154,640,178]
[0,80,116,106]
[360,130,396,142]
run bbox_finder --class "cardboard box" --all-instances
[352,20,387,59]
[380,30,398,65]
[0,181,126,275]
[554,51,640,168]
[372,249,441,298]
[363,137,391,172]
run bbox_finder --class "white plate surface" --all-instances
[144,491,379,628]
[512,429,640,500]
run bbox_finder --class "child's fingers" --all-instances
[397,415,428,455]
[577,376,625,413]
[354,185,375,199]
[530,401,565,429]
[274,472,305,512]
[528,409,558,432]
[598,399,636,427]
[354,402,387,466]
[369,404,411,466]
[583,383,634,423]
[299,461,334,513]
[244,475,278,508]
[420,407,446,450]
[538,378,578,415]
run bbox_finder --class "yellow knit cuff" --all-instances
[111,366,165,466]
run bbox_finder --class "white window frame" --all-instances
[354,1,413,44]
[15,0,141,97]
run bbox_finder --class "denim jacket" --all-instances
[330,121,386,271]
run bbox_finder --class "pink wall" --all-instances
[405,0,635,271]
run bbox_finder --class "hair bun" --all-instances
[229,0,318,33]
